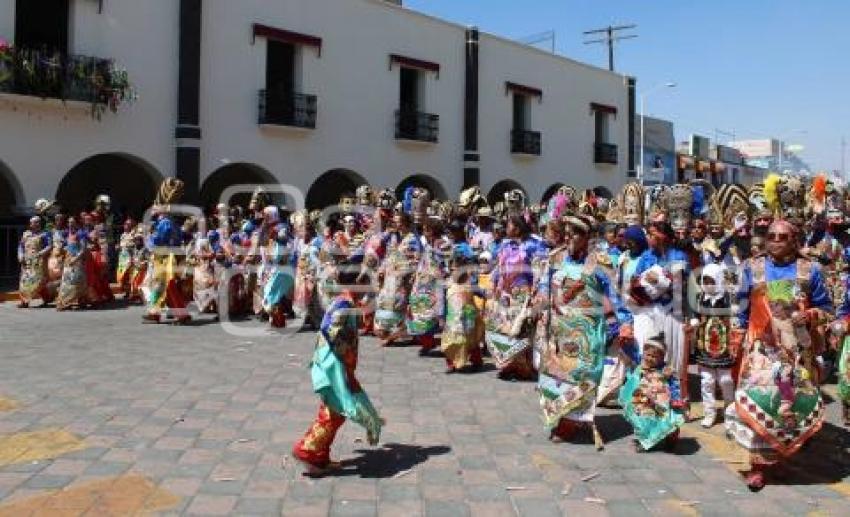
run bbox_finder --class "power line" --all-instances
[518,30,556,53]
[582,24,637,72]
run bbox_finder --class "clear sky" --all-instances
[404,0,849,173]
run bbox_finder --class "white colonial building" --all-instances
[0,0,635,219]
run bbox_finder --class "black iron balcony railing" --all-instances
[594,142,618,164]
[258,90,317,129]
[511,129,541,155]
[395,109,439,143]
[0,48,114,102]
[0,47,135,118]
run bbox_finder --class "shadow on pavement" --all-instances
[777,422,850,486]
[336,443,451,478]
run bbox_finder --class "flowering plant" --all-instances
[0,44,137,119]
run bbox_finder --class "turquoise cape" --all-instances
[310,338,382,445]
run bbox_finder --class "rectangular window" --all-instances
[513,93,529,131]
[399,67,421,112]
[595,111,610,144]
[266,40,296,95]
[15,0,69,53]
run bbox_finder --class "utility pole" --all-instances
[583,24,637,72]
[842,136,847,181]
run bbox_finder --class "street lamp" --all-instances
[639,82,677,185]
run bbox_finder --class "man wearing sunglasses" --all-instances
[725,220,831,491]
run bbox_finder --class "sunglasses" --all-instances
[766,232,791,242]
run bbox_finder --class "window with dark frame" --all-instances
[595,110,611,144]
[15,0,70,53]
[257,33,317,129]
[399,67,421,112]
[512,93,529,132]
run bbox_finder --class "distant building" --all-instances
[729,139,811,175]
[676,135,766,185]
[634,116,676,185]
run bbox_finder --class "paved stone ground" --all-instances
[0,302,848,516]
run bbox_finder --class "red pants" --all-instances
[292,403,346,468]
[415,335,438,351]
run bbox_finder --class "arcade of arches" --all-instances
[0,161,23,217]
[395,174,448,202]
[56,154,161,219]
[200,163,292,214]
[305,169,368,210]
[487,180,527,207]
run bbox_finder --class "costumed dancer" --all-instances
[724,215,831,491]
[261,226,295,328]
[17,216,52,308]
[441,224,484,372]
[537,214,632,449]
[834,293,850,426]
[55,216,89,311]
[292,256,383,476]
[45,214,66,303]
[485,213,545,380]
[191,236,220,315]
[86,226,115,306]
[116,218,138,300]
[143,179,191,324]
[631,218,691,415]
[291,210,324,329]
[619,333,686,452]
[127,226,149,303]
[92,194,115,272]
[407,199,447,355]
[688,262,737,428]
[374,210,419,346]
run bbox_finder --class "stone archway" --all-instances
[541,183,565,204]
[395,174,448,201]
[487,179,527,207]
[0,160,24,217]
[305,169,368,211]
[200,163,288,214]
[593,186,614,199]
[56,153,162,219]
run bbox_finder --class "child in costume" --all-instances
[292,258,383,475]
[689,263,738,428]
[619,333,686,451]
[441,238,484,372]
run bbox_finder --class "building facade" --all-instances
[634,115,676,185]
[729,139,811,176]
[0,0,635,218]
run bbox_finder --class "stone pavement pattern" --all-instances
[0,303,848,516]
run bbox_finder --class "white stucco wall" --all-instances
[200,0,467,198]
[0,0,178,206]
[0,0,630,210]
[478,33,629,202]
[0,0,13,43]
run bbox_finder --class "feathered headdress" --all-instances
[691,185,706,217]
[402,186,415,215]
[809,174,828,216]
[763,173,781,213]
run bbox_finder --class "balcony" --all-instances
[395,109,439,143]
[511,129,541,156]
[594,142,618,164]
[0,47,134,118]
[258,90,317,129]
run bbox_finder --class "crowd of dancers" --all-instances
[15,174,850,490]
